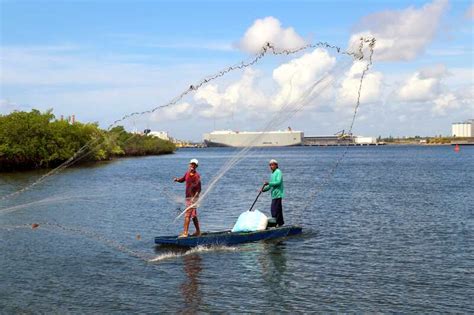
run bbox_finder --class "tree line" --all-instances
[0,109,175,171]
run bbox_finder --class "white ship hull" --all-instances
[203,130,304,147]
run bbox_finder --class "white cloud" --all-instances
[465,4,474,20]
[397,64,448,102]
[398,75,439,102]
[455,85,474,104]
[432,93,459,115]
[336,61,383,107]
[419,63,449,79]
[150,102,192,122]
[272,48,336,107]
[193,48,383,122]
[445,68,474,86]
[193,68,267,118]
[431,86,474,116]
[238,16,306,53]
[394,64,473,116]
[193,48,342,120]
[349,0,448,61]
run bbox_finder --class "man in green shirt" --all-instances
[262,159,284,226]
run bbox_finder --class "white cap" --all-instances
[189,158,199,165]
[269,159,278,165]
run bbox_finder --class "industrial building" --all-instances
[452,120,474,137]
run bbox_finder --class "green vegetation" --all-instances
[0,109,175,171]
[109,126,175,156]
[426,136,457,144]
[379,135,471,145]
[380,136,424,144]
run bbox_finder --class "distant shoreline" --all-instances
[177,137,474,148]
[177,142,473,149]
[0,151,175,173]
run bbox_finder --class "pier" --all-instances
[303,136,383,146]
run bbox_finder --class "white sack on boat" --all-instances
[231,209,268,232]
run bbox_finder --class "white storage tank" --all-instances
[452,121,473,137]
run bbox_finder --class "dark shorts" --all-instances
[271,198,284,226]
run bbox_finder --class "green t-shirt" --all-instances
[263,168,284,199]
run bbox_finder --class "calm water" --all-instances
[1,146,473,313]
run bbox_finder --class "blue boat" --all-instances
[155,225,302,247]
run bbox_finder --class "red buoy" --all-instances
[454,144,460,152]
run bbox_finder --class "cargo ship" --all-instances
[203,129,304,147]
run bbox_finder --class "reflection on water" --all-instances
[180,254,203,313]
[259,241,288,285]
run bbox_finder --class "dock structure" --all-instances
[303,135,381,146]
[450,138,474,146]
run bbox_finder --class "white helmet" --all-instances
[189,158,199,165]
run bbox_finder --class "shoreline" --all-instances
[0,151,175,173]
[179,142,472,148]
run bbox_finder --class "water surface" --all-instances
[1,146,473,312]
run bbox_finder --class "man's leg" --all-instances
[192,217,201,236]
[275,198,284,226]
[180,211,191,237]
[271,199,278,219]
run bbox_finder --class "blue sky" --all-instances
[1,0,473,140]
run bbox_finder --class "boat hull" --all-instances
[155,225,302,247]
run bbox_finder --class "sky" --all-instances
[1,0,473,140]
